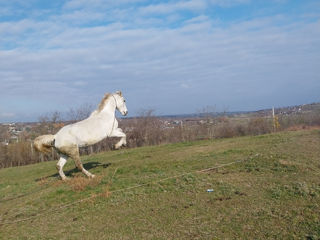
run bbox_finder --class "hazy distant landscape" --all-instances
[1,102,319,169]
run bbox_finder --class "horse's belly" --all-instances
[78,137,103,147]
[77,128,107,147]
[55,125,107,148]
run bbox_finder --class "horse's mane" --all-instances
[97,93,112,113]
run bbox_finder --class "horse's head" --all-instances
[114,91,128,116]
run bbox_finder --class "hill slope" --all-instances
[0,129,320,239]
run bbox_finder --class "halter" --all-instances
[112,94,118,109]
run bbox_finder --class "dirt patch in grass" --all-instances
[66,176,102,191]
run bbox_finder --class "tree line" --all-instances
[0,106,319,169]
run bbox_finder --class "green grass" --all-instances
[0,129,320,239]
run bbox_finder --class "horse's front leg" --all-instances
[110,128,126,150]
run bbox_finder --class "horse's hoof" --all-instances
[89,174,95,179]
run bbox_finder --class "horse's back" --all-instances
[54,116,113,148]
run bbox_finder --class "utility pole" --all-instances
[272,107,280,132]
[272,107,275,132]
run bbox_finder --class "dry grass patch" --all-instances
[67,175,102,191]
[278,159,297,166]
[100,185,112,198]
[36,177,49,186]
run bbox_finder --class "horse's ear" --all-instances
[116,91,122,96]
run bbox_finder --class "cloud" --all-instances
[63,0,106,9]
[180,83,191,89]
[73,80,88,86]
[208,0,250,7]
[139,0,206,15]
[50,10,106,24]
[63,0,147,10]
[0,112,15,118]
[0,0,319,121]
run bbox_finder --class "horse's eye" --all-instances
[124,99,126,102]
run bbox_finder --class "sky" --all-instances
[0,0,319,122]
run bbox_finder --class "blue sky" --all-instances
[0,0,319,122]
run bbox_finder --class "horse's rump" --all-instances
[34,134,55,154]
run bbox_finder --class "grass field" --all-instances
[0,129,320,239]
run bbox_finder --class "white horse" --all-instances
[34,91,128,180]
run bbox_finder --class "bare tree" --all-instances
[198,105,217,139]
[0,125,10,144]
[67,103,94,122]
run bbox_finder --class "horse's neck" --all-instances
[92,99,116,120]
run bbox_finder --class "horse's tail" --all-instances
[33,134,55,154]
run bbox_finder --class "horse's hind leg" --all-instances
[70,146,95,178]
[56,155,68,181]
